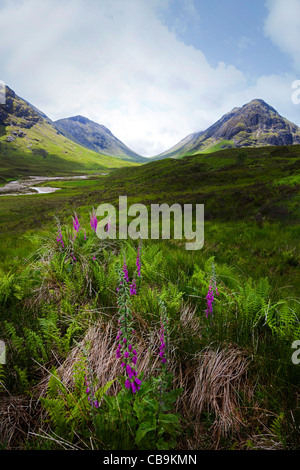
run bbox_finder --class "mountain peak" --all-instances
[54,115,146,162]
[69,115,90,123]
[241,98,277,113]
[154,99,300,159]
[247,98,269,106]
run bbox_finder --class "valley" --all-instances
[0,173,108,196]
[0,86,299,452]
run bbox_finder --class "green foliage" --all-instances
[4,321,24,353]
[40,357,182,450]
[0,269,22,305]
[91,377,182,450]
[3,301,86,391]
[139,243,165,284]
[270,413,286,447]
[0,201,299,449]
[160,282,183,317]
[238,277,270,321]
[41,358,101,442]
[236,150,247,166]
[260,301,300,339]
[13,365,30,391]
[0,364,5,389]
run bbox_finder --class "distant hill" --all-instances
[0,87,136,181]
[154,99,300,159]
[54,115,147,163]
[105,144,300,224]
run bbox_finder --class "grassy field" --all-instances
[0,120,137,184]
[0,144,299,450]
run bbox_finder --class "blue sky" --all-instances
[161,0,292,77]
[0,0,299,156]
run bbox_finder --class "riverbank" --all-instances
[0,174,108,196]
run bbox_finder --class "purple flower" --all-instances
[158,304,168,366]
[205,284,214,317]
[136,243,142,277]
[125,379,131,389]
[130,279,137,295]
[56,228,65,249]
[123,260,129,283]
[72,213,80,232]
[84,372,100,410]
[115,254,142,394]
[134,378,141,387]
[90,210,98,232]
[205,262,219,317]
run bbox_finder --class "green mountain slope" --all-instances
[54,115,147,163]
[0,87,137,182]
[154,99,300,160]
[101,144,300,223]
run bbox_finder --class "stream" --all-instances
[0,174,108,197]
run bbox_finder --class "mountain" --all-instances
[54,116,147,163]
[154,99,300,159]
[0,87,136,181]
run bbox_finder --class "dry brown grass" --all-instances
[0,393,41,449]
[188,345,250,447]
[37,312,177,397]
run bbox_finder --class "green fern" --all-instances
[41,357,114,444]
[0,270,22,304]
[14,365,30,391]
[261,301,300,338]
[4,321,24,353]
[23,327,49,362]
[0,363,5,388]
[270,413,286,447]
[160,282,183,317]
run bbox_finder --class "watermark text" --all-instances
[95,196,204,251]
[0,81,5,105]
[292,80,300,104]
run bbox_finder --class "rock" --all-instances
[17,131,26,137]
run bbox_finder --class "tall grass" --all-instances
[0,212,299,450]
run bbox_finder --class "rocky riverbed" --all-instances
[0,174,106,196]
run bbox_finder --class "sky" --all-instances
[0,0,299,157]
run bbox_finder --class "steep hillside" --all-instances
[154,99,300,159]
[54,115,147,163]
[0,87,136,181]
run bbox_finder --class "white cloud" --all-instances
[237,36,255,50]
[224,72,300,125]
[0,0,298,157]
[264,0,300,71]
[0,0,249,156]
